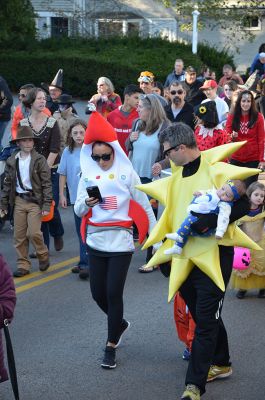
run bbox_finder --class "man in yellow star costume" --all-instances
[136,123,261,400]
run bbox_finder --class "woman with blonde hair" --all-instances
[89,77,121,118]
[126,94,170,272]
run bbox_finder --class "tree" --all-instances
[158,0,265,44]
[0,0,36,45]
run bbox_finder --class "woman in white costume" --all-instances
[74,110,156,370]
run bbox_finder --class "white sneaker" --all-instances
[166,233,183,242]
[164,245,183,255]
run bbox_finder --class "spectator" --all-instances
[41,69,64,114]
[225,90,265,187]
[107,84,142,154]
[137,71,167,106]
[194,101,229,151]
[11,83,51,140]
[218,64,244,87]
[164,58,185,87]
[0,254,16,383]
[58,119,89,280]
[53,94,78,154]
[255,76,265,118]
[249,52,265,77]
[0,76,13,150]
[126,94,170,272]
[182,66,206,107]
[223,80,238,109]
[249,43,265,75]
[152,81,164,97]
[89,77,122,119]
[200,80,229,125]
[164,82,195,129]
[20,87,64,252]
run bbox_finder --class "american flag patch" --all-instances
[100,196,118,210]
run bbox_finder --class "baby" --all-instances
[165,179,246,255]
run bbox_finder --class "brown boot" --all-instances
[39,257,50,271]
[54,236,64,251]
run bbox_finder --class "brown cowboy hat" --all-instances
[10,126,40,144]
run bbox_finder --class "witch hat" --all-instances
[50,69,63,89]
[41,69,63,93]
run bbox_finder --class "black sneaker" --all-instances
[101,346,116,369]
[258,289,265,298]
[236,289,247,299]
[114,320,130,348]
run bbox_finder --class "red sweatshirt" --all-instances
[107,107,139,155]
[225,112,265,162]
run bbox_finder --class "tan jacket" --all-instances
[0,149,52,212]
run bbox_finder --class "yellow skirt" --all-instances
[230,235,265,290]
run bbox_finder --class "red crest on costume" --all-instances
[84,112,117,144]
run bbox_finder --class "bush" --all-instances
[0,37,234,98]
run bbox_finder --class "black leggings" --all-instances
[88,252,132,343]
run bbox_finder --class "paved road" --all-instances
[0,99,265,399]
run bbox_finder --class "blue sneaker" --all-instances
[182,347,191,361]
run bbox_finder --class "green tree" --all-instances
[158,0,265,43]
[0,0,36,45]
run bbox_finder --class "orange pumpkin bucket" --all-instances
[41,200,55,222]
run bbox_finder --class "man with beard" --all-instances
[164,82,195,130]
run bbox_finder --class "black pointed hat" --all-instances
[50,69,63,89]
[41,69,63,93]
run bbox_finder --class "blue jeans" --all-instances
[0,121,9,148]
[73,208,89,269]
[41,168,64,249]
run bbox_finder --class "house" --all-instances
[32,0,265,72]
[32,0,177,42]
[177,0,265,72]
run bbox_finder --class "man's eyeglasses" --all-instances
[18,93,26,98]
[170,90,184,95]
[91,153,113,162]
[163,145,180,158]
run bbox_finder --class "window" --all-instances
[243,16,261,31]
[98,20,122,36]
[51,17,69,37]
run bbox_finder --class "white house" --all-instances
[31,0,265,72]
[32,0,177,42]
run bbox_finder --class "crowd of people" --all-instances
[1,46,265,400]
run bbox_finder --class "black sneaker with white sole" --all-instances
[101,346,116,369]
[114,320,130,348]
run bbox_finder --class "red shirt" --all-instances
[194,126,229,151]
[225,112,265,162]
[107,107,139,154]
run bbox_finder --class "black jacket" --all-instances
[0,76,13,121]
[164,102,195,130]
[182,80,206,108]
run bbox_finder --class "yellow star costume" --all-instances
[136,142,261,301]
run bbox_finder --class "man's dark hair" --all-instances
[19,83,35,91]
[159,122,197,149]
[123,84,143,97]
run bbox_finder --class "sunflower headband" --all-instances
[198,105,207,114]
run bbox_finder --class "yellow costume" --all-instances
[230,210,265,290]
[136,142,261,301]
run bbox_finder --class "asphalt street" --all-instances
[0,98,265,399]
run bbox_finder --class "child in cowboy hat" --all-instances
[0,126,52,277]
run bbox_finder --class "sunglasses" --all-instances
[170,90,184,95]
[163,145,180,158]
[18,93,26,98]
[91,153,113,162]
